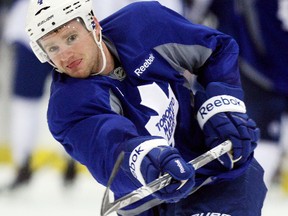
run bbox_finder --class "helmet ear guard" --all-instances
[30,41,48,63]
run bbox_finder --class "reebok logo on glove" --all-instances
[129,139,169,185]
[175,159,186,174]
[129,145,144,178]
[197,95,246,129]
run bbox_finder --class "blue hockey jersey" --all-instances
[47,1,244,207]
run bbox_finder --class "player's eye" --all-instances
[47,46,59,53]
[67,34,78,44]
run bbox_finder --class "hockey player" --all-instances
[25,0,267,215]
[3,0,182,191]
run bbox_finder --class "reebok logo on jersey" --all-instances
[191,213,231,216]
[134,54,155,76]
[197,95,246,129]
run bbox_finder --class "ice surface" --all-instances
[0,166,117,216]
[0,165,287,216]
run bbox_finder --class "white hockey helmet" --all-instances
[25,0,95,63]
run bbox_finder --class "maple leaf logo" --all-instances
[138,82,179,146]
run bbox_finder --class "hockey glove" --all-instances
[195,82,260,169]
[122,137,195,203]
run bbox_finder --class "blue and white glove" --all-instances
[195,82,260,169]
[122,137,195,203]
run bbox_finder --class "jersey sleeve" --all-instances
[102,1,242,88]
[47,75,148,196]
[150,4,241,88]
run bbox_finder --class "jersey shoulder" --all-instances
[49,73,112,121]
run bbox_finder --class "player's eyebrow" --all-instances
[41,29,78,49]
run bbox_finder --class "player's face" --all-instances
[38,19,101,78]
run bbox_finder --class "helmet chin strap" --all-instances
[91,28,107,76]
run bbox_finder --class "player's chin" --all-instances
[66,69,90,78]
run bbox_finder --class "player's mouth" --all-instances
[67,59,82,69]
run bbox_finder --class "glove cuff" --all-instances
[197,95,246,129]
[129,138,168,185]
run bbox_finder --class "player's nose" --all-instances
[58,46,74,61]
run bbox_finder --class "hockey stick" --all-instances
[101,140,232,216]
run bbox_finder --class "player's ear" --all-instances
[92,17,102,36]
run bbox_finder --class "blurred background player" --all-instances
[0,1,13,50]
[3,0,77,190]
[183,0,288,188]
